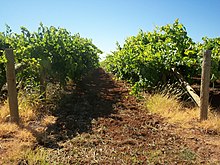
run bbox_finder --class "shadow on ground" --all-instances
[37,68,122,148]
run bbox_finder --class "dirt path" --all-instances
[6,68,220,164]
[32,68,219,164]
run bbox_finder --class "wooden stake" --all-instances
[172,68,200,106]
[200,50,211,121]
[5,48,19,124]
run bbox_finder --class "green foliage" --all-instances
[104,20,219,93]
[179,148,197,162]
[200,37,220,82]
[0,33,7,90]
[0,23,102,93]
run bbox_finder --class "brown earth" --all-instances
[2,68,220,164]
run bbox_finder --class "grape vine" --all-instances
[103,20,219,94]
[0,23,102,97]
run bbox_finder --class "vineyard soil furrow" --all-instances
[9,68,218,164]
[0,68,220,164]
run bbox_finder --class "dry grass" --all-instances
[146,94,220,133]
[0,95,37,123]
[0,123,18,136]
[20,147,49,165]
[0,92,52,164]
[199,111,220,133]
[0,101,36,164]
[41,115,57,127]
[0,101,9,122]
[0,85,62,164]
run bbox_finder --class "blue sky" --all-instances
[0,0,220,59]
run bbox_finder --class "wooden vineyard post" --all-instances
[200,50,211,121]
[171,68,200,106]
[5,48,19,124]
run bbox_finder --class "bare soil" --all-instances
[2,68,220,164]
